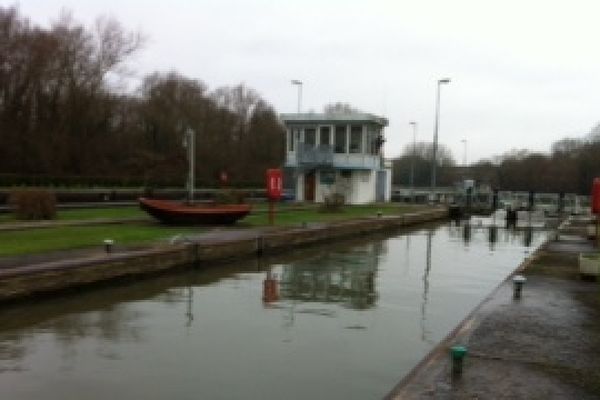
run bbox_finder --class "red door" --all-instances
[304,171,315,202]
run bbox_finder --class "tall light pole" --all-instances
[184,127,195,203]
[409,121,418,201]
[461,139,467,166]
[291,80,302,113]
[430,78,451,202]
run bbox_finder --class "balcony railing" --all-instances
[297,143,334,166]
[287,143,382,169]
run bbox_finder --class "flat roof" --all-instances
[280,112,388,127]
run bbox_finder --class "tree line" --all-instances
[467,128,600,194]
[0,6,284,188]
[391,142,457,187]
[392,125,600,194]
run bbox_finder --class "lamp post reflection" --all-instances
[185,286,194,328]
[421,230,433,344]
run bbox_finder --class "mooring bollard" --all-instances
[103,239,114,254]
[512,274,527,299]
[450,345,467,376]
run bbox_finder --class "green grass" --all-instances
[241,203,423,227]
[0,224,202,257]
[55,206,147,221]
[0,203,426,257]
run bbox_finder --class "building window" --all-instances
[319,126,331,146]
[304,128,316,147]
[350,125,363,153]
[287,130,295,152]
[367,126,381,155]
[334,125,346,153]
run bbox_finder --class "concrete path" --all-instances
[388,216,600,399]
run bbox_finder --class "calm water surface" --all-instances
[0,222,545,399]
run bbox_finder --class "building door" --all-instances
[376,170,386,202]
[304,171,316,202]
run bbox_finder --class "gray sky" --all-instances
[13,0,600,163]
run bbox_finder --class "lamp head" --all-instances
[409,121,417,126]
[438,78,451,84]
[291,80,302,85]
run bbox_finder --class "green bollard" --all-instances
[450,345,468,376]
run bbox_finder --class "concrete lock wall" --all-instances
[0,208,448,302]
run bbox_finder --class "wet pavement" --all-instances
[389,216,600,399]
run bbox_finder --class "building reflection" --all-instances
[269,243,383,310]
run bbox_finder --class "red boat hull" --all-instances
[139,198,251,225]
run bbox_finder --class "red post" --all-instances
[266,169,283,226]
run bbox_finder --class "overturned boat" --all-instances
[139,197,251,225]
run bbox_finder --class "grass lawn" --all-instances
[241,203,424,227]
[0,224,202,257]
[55,206,147,221]
[0,202,427,257]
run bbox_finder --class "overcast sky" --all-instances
[12,0,600,163]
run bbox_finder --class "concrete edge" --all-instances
[384,238,543,399]
[0,207,448,302]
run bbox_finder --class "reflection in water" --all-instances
[524,226,533,247]
[185,287,194,327]
[421,230,433,344]
[262,271,279,304]
[488,225,498,250]
[275,243,381,310]
[463,223,471,243]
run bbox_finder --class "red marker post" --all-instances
[266,169,283,225]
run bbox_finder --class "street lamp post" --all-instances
[430,78,451,202]
[461,139,467,167]
[291,80,303,113]
[409,121,418,202]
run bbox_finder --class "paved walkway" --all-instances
[388,216,600,399]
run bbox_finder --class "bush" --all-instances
[320,193,345,213]
[8,189,57,220]
[214,189,246,204]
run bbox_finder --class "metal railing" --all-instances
[297,143,334,166]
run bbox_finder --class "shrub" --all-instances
[320,193,345,213]
[214,189,246,204]
[8,189,57,220]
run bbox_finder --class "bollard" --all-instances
[450,346,467,376]
[377,211,383,218]
[512,274,527,299]
[103,239,114,253]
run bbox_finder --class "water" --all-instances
[0,222,545,399]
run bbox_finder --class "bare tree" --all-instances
[323,102,362,115]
